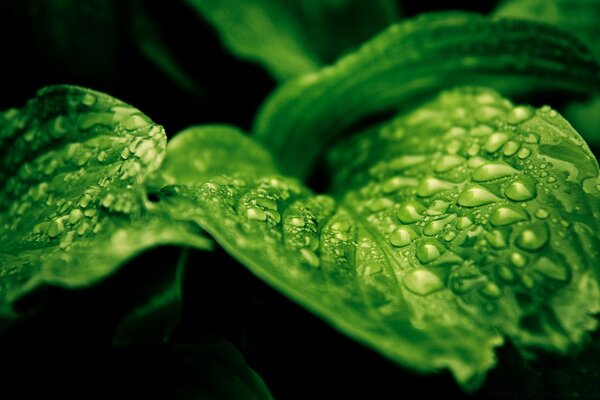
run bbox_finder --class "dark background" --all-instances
[2,1,599,399]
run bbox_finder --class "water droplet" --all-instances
[505,178,536,201]
[467,157,486,169]
[456,216,473,229]
[523,132,540,144]
[497,266,516,284]
[516,224,549,251]
[416,177,454,197]
[507,106,533,124]
[247,208,267,221]
[68,209,83,224]
[485,230,507,248]
[533,256,569,282]
[424,200,451,216]
[451,274,487,295]
[472,162,519,182]
[81,93,96,106]
[467,143,481,156]
[331,220,350,232]
[457,185,501,207]
[254,197,278,210]
[416,240,445,264]
[403,269,444,296]
[123,114,149,131]
[389,227,414,247]
[443,230,457,241]
[300,248,320,268]
[517,147,531,159]
[289,217,305,227]
[423,215,456,236]
[434,155,465,172]
[490,205,529,226]
[48,219,65,238]
[510,252,527,268]
[50,116,68,139]
[502,140,521,156]
[485,132,510,153]
[480,282,502,299]
[369,197,394,212]
[382,176,418,193]
[397,200,425,224]
[535,209,549,219]
[521,274,535,289]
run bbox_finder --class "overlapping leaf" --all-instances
[0,86,211,319]
[255,12,600,178]
[156,87,600,389]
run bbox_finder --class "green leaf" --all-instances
[254,12,600,179]
[183,0,400,79]
[494,0,600,144]
[495,0,600,58]
[0,86,211,320]
[157,87,600,390]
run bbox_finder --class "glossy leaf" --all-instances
[184,0,400,79]
[157,88,600,390]
[0,86,211,319]
[254,12,600,178]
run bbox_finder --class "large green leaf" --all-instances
[184,0,400,80]
[0,86,211,320]
[254,12,600,179]
[157,87,600,390]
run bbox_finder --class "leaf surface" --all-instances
[157,88,600,389]
[0,86,211,319]
[254,12,600,178]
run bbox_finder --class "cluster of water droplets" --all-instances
[327,88,598,328]
[0,87,165,256]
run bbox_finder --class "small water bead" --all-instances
[289,217,305,228]
[535,209,549,219]
[480,282,502,299]
[68,209,83,224]
[123,114,149,131]
[467,143,481,157]
[507,106,534,124]
[423,215,456,236]
[517,147,531,159]
[331,220,350,232]
[546,176,557,183]
[497,265,517,284]
[472,162,519,182]
[456,216,473,229]
[247,207,267,221]
[50,116,68,139]
[443,230,457,241]
[502,140,521,156]
[485,132,510,153]
[434,155,465,172]
[416,240,445,264]
[424,200,451,216]
[533,256,569,282]
[457,185,501,207]
[490,205,529,226]
[510,252,528,268]
[523,132,540,144]
[505,178,536,201]
[397,200,426,224]
[470,125,494,137]
[521,274,536,289]
[47,218,65,238]
[81,93,96,107]
[451,274,487,295]
[416,177,454,197]
[516,224,549,251]
[369,197,394,212]
[300,248,320,268]
[381,176,418,193]
[403,269,444,296]
[467,157,487,169]
[389,227,415,247]
[485,230,507,249]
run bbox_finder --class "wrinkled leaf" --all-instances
[0,86,211,320]
[494,0,600,143]
[254,12,600,178]
[184,0,400,79]
[157,88,600,389]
